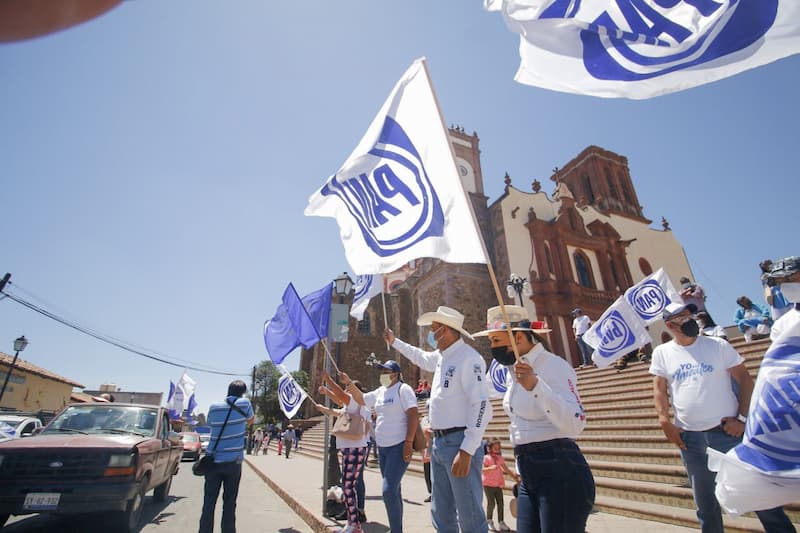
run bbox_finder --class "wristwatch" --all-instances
[736,414,747,423]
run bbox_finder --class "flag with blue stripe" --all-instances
[264,283,323,365]
[486,358,510,399]
[278,371,308,420]
[708,316,800,514]
[583,296,652,368]
[486,1,800,99]
[350,274,383,321]
[624,268,681,325]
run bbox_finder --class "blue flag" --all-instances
[301,282,333,339]
[264,283,322,365]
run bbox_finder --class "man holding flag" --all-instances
[650,302,793,533]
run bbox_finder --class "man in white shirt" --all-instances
[384,306,492,533]
[571,308,593,367]
[650,302,793,533]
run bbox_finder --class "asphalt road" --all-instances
[4,459,312,532]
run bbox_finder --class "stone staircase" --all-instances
[289,337,799,532]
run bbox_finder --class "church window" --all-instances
[544,243,555,275]
[574,252,595,289]
[581,174,595,203]
[358,313,371,334]
[638,257,653,276]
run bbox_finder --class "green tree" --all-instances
[251,360,309,424]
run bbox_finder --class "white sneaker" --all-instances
[337,524,362,533]
[487,519,497,531]
[497,521,512,531]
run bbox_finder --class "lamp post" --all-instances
[507,273,532,306]
[0,336,28,405]
[322,272,353,514]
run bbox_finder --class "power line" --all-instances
[1,285,249,377]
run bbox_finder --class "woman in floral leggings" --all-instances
[314,374,371,533]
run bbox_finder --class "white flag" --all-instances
[487,1,800,99]
[707,318,800,514]
[350,274,383,321]
[624,268,682,326]
[583,296,652,368]
[177,371,196,399]
[305,58,487,275]
[486,358,510,400]
[278,372,308,420]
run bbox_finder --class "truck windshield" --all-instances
[45,405,159,437]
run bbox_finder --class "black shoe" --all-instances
[358,510,367,523]
[334,510,348,521]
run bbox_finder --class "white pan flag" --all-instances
[624,268,682,326]
[486,358,510,400]
[583,296,652,368]
[485,0,800,99]
[707,318,800,515]
[350,274,383,321]
[305,58,487,275]
[278,371,308,420]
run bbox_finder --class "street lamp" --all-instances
[323,273,353,513]
[507,274,532,306]
[0,336,28,405]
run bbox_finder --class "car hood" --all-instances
[0,433,147,450]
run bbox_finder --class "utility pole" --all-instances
[248,364,256,454]
[0,273,10,293]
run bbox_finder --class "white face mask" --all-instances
[379,374,393,388]
[780,282,800,303]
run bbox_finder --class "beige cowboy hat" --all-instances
[417,306,473,340]
[473,305,552,337]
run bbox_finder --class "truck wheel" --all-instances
[153,474,172,503]
[114,480,146,533]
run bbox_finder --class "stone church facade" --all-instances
[300,129,693,413]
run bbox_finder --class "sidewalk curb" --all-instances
[245,457,332,533]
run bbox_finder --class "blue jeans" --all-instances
[680,429,794,533]
[576,335,593,366]
[516,439,595,533]
[431,429,487,533]
[378,441,410,533]
[199,461,242,533]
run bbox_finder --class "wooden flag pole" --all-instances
[320,338,341,375]
[421,57,522,363]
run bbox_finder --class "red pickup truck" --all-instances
[0,403,183,532]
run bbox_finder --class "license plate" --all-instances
[23,492,60,511]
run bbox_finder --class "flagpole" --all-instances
[380,277,391,352]
[320,338,341,375]
[420,58,522,362]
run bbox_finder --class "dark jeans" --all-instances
[198,461,242,533]
[680,429,795,533]
[576,334,593,366]
[516,439,595,533]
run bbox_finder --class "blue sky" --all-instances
[1,2,798,414]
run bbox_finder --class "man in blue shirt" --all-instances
[198,380,254,533]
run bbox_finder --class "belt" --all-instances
[432,426,466,438]
[514,438,574,456]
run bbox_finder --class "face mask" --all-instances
[379,374,393,388]
[679,319,700,337]
[427,327,443,350]
[780,282,800,303]
[490,345,516,366]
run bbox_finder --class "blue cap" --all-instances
[376,360,401,373]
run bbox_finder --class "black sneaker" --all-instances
[334,509,348,521]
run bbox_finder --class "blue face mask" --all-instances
[427,327,442,350]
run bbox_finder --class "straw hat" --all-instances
[416,306,473,340]
[473,305,551,337]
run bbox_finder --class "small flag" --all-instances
[707,320,800,514]
[486,1,800,99]
[177,371,196,399]
[264,283,322,365]
[624,268,681,325]
[350,274,383,321]
[486,359,509,399]
[166,380,184,420]
[305,58,487,275]
[278,372,308,419]
[583,296,652,368]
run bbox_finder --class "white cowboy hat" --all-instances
[473,305,552,337]
[417,306,474,340]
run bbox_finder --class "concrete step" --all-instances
[580,445,683,466]
[577,434,672,449]
[581,423,664,436]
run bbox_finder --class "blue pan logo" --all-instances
[353,275,374,300]
[279,377,302,412]
[597,310,635,358]
[627,280,669,321]
[543,1,778,82]
[488,359,509,395]
[321,116,444,257]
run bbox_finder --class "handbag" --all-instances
[331,410,367,440]
[192,400,245,476]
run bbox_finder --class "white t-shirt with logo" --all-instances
[649,336,743,431]
[363,381,417,447]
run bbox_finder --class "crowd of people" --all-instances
[196,256,799,533]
